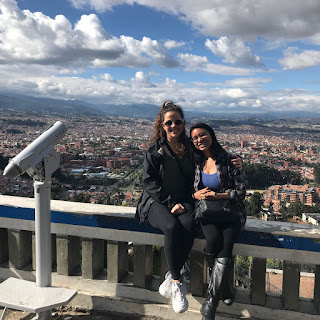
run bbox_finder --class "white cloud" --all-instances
[178,53,254,76]
[279,47,320,70]
[205,37,264,67]
[216,78,272,88]
[253,99,262,108]
[70,0,320,42]
[164,40,186,49]
[131,71,155,87]
[1,64,319,113]
[0,0,178,69]
[1,1,320,114]
[69,0,131,12]
[218,88,248,99]
[141,37,180,68]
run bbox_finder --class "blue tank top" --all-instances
[201,171,221,191]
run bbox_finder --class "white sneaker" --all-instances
[171,281,188,313]
[159,271,172,298]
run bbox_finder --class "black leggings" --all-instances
[201,217,241,258]
[148,201,196,280]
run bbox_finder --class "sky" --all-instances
[1,0,320,114]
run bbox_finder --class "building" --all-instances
[266,185,320,206]
[302,212,320,225]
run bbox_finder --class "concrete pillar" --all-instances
[190,250,205,296]
[314,265,320,313]
[81,238,104,279]
[104,240,108,268]
[0,228,8,264]
[251,257,266,306]
[133,244,153,289]
[56,235,80,275]
[107,241,128,283]
[8,229,32,269]
[32,233,57,271]
[281,261,300,311]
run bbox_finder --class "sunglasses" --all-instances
[163,119,184,127]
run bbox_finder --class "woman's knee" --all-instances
[163,217,180,234]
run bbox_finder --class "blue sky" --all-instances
[1,0,320,114]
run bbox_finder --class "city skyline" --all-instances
[1,0,320,114]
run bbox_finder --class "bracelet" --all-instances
[192,193,195,199]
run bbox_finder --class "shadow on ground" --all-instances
[1,307,163,320]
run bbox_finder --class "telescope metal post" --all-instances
[34,180,53,319]
[34,180,52,287]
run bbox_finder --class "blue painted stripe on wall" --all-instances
[0,205,162,234]
[1,205,320,253]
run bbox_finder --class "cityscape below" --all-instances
[1,107,319,226]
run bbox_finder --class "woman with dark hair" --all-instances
[190,123,246,320]
[136,100,195,313]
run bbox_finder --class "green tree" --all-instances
[0,154,9,170]
[74,193,90,203]
[303,202,320,213]
[51,185,61,200]
[287,199,304,218]
[314,165,320,185]
[243,162,303,189]
[279,204,289,221]
[245,192,264,217]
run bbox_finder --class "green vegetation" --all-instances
[0,154,9,170]
[279,201,320,219]
[4,119,46,126]
[245,192,264,217]
[243,162,303,189]
[314,165,320,186]
[6,128,24,134]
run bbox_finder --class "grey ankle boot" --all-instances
[201,257,232,320]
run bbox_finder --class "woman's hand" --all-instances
[203,190,217,200]
[171,203,185,214]
[194,188,221,200]
[194,187,211,200]
[232,156,242,170]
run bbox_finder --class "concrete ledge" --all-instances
[1,195,320,236]
[0,268,318,320]
[1,216,320,264]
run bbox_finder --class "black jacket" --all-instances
[135,138,193,223]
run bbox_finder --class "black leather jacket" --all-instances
[135,138,193,223]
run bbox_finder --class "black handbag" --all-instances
[194,199,237,224]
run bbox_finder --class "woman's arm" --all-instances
[225,155,246,202]
[142,151,177,209]
[231,155,242,170]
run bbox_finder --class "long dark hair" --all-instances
[189,123,226,165]
[149,100,189,149]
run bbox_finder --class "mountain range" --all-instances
[0,93,319,120]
